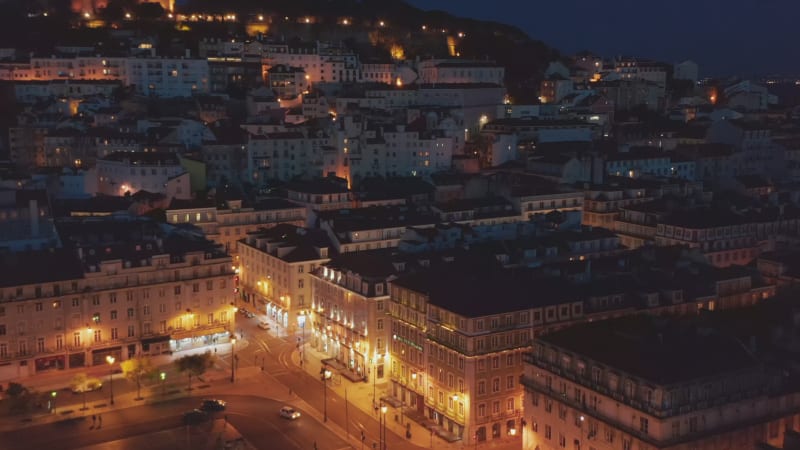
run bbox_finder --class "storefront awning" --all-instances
[171,326,228,341]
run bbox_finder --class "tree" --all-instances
[6,382,26,398]
[121,356,157,400]
[4,382,37,414]
[174,352,214,391]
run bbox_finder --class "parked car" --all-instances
[71,378,103,394]
[183,409,210,425]
[200,399,226,412]
[257,321,270,330]
[279,406,301,420]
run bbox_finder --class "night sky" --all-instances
[406,0,800,77]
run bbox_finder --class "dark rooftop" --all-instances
[539,315,760,385]
[391,261,578,317]
[0,249,83,287]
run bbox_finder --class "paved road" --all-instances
[1,394,349,450]
[238,319,413,450]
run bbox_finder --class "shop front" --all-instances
[91,346,122,366]
[265,302,288,329]
[142,335,171,355]
[170,326,229,352]
[35,355,65,372]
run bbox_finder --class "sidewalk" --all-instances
[0,340,244,433]
[296,344,521,450]
[297,343,462,450]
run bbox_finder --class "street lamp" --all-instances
[380,403,388,450]
[323,368,332,422]
[297,311,307,363]
[230,338,237,383]
[105,355,115,405]
[160,372,166,396]
[50,391,57,413]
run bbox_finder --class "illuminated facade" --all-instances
[0,56,209,98]
[386,265,587,446]
[387,275,534,446]
[237,224,331,331]
[0,217,234,381]
[309,254,391,384]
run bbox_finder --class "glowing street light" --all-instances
[380,403,388,450]
[105,355,115,405]
[323,368,332,422]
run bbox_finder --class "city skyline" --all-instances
[408,0,800,77]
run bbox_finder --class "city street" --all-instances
[0,394,348,450]
[0,312,515,450]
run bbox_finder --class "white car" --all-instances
[279,406,301,420]
[257,321,270,330]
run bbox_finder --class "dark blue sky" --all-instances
[407,0,800,77]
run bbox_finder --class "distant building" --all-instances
[0,189,59,252]
[96,152,190,199]
[418,59,505,86]
[674,60,699,83]
[166,198,306,257]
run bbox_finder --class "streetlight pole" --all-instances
[323,368,332,422]
[105,355,115,405]
[160,372,166,396]
[297,312,307,364]
[380,402,388,450]
[230,338,237,383]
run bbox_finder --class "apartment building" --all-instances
[507,183,585,221]
[13,80,120,104]
[521,314,800,450]
[237,224,332,331]
[309,251,394,383]
[246,130,332,183]
[285,179,352,212]
[614,199,674,250]
[582,184,649,229]
[166,198,307,258]
[262,41,360,84]
[0,217,234,381]
[317,205,440,254]
[387,262,583,446]
[96,151,190,199]
[654,206,800,268]
[2,55,210,98]
[418,60,505,86]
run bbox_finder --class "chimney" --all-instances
[28,199,39,237]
